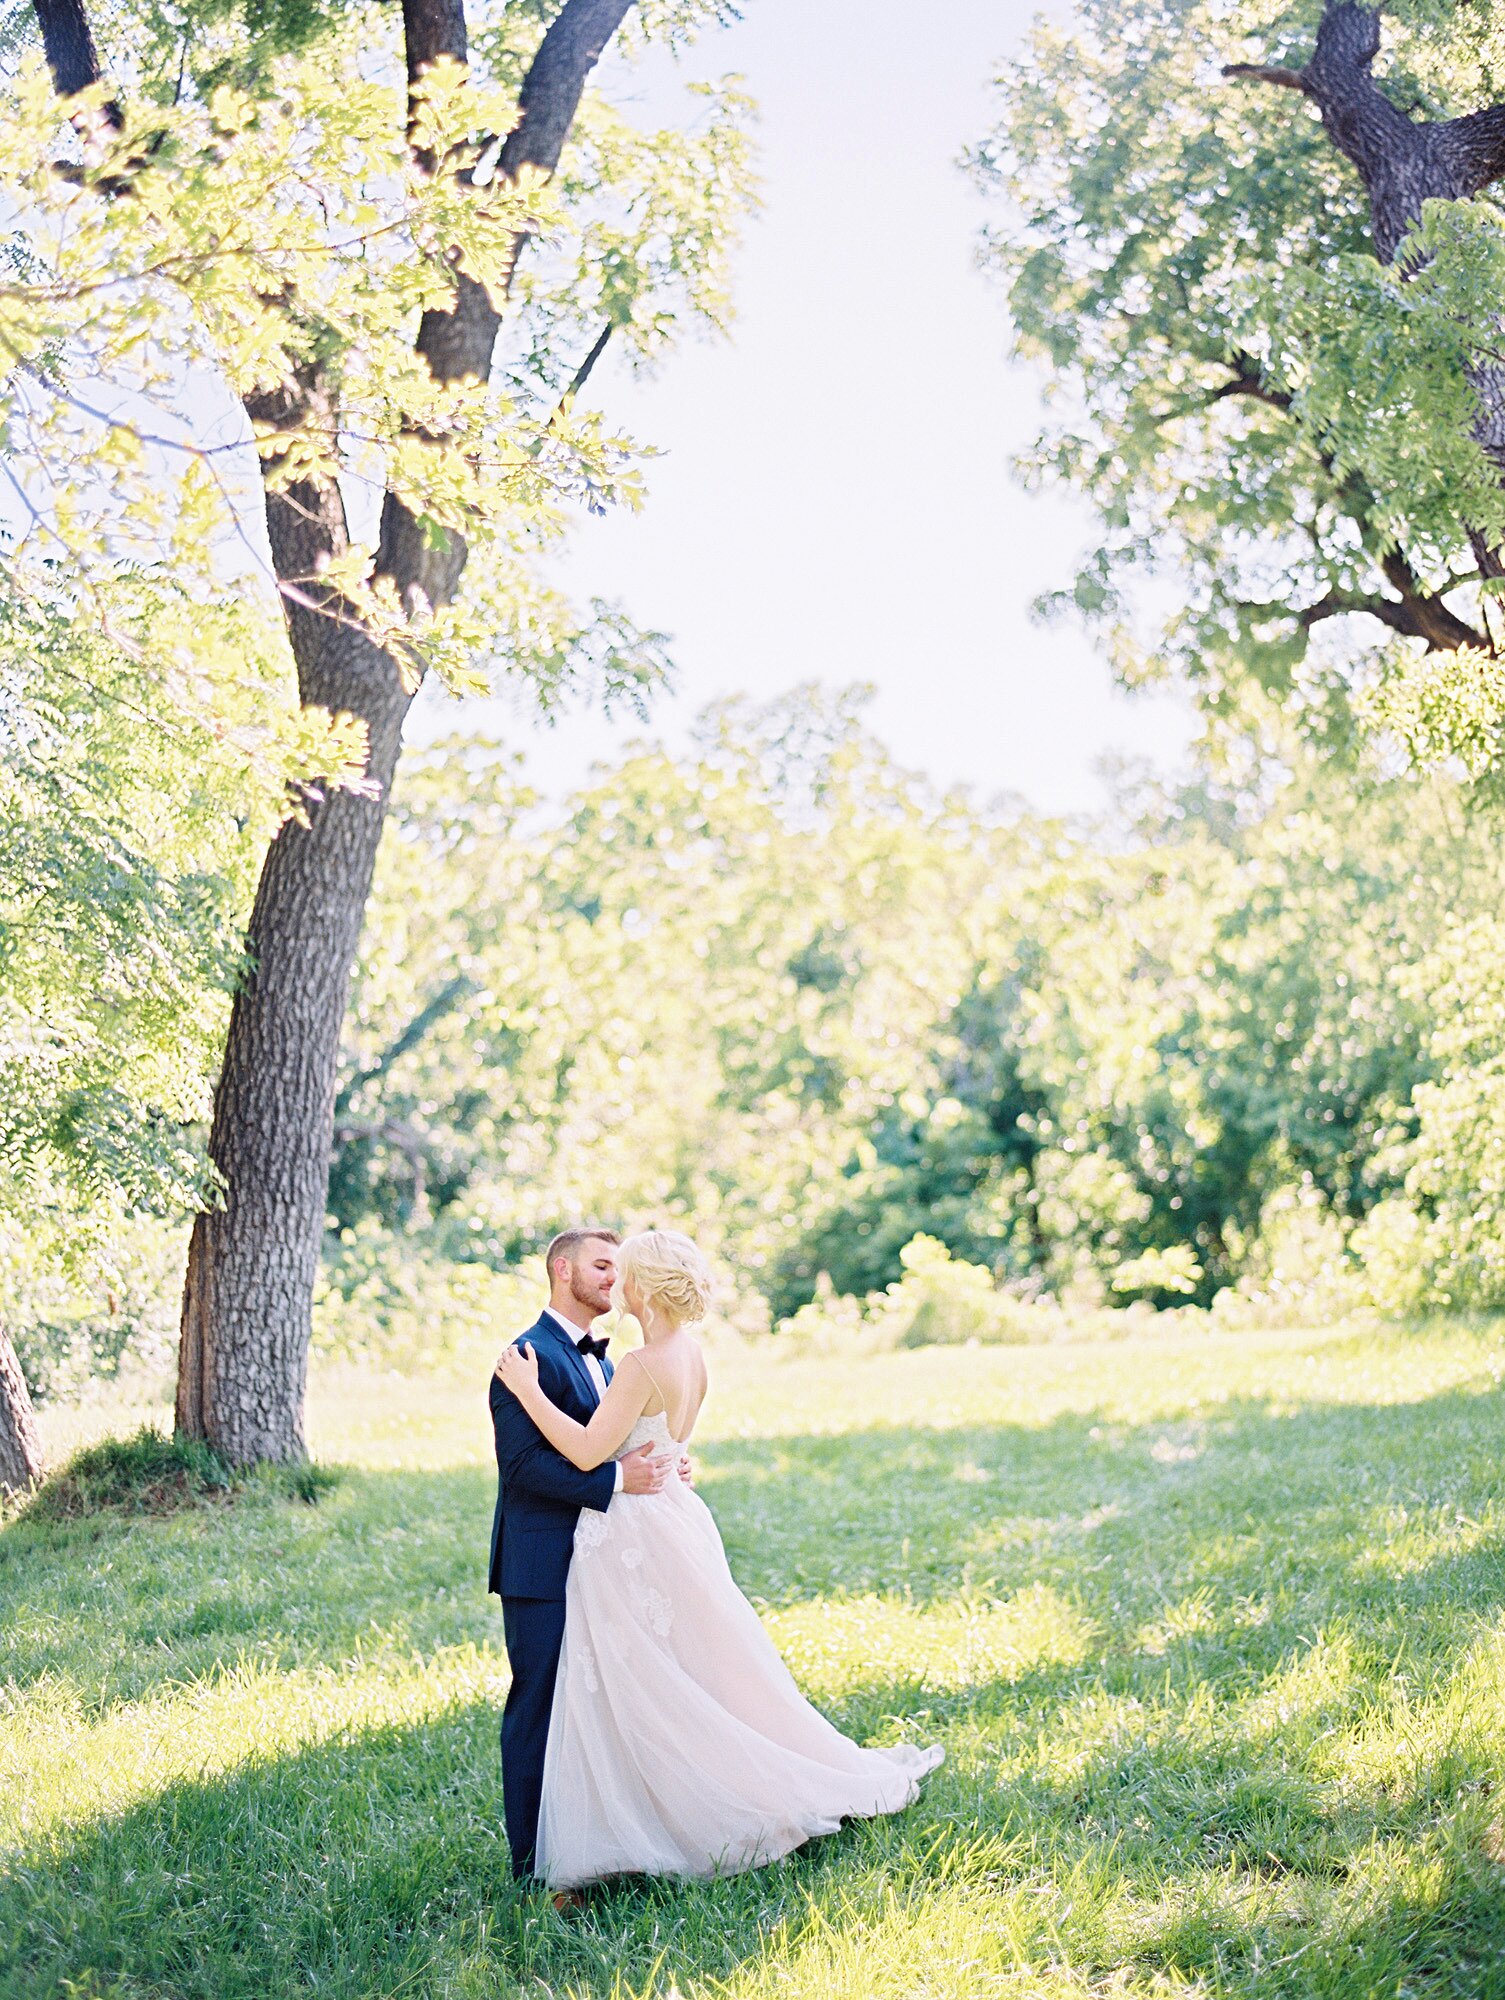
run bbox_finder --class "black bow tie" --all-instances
[575,1331,610,1362]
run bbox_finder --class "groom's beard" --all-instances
[569,1273,612,1318]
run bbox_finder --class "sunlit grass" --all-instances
[6,1316,1505,1997]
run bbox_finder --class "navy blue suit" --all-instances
[488,1313,615,1879]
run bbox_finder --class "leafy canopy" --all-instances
[971,0,1505,767]
[0,0,755,745]
[324,689,1463,1317]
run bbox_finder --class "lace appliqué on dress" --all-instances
[538,1396,945,1893]
[576,1509,610,1554]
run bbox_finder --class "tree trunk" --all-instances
[1302,5,1505,555]
[177,628,411,1463]
[174,0,635,1465]
[0,1327,43,1496]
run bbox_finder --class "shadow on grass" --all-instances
[7,1663,1505,2000]
[0,1683,964,2000]
[4,1379,1505,1706]
[6,1376,1505,1994]
[0,1458,505,1708]
[714,1379,1505,1598]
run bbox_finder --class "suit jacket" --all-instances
[488,1312,615,1601]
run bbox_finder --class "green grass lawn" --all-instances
[7,1318,1505,1998]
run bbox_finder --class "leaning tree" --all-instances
[973,0,1505,773]
[13,0,750,1462]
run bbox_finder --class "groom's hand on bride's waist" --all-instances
[620,1444,672,1496]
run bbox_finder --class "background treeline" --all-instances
[11,668,1505,1395]
[318,691,1505,1333]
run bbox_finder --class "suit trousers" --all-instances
[500,1594,569,1880]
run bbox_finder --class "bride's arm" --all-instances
[495,1344,655,1470]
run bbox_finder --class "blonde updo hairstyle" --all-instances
[616,1228,714,1329]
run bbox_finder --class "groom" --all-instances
[488,1225,671,1886]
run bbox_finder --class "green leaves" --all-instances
[0,578,267,1228]
[324,688,1471,1320]
[0,8,755,728]
[0,0,756,1345]
[973,0,1505,746]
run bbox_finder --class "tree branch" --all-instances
[547,319,614,428]
[1241,573,1487,653]
[1379,549,1491,652]
[1143,351,1294,428]
[1295,587,1389,628]
[1448,103,1505,199]
[1230,3,1505,253]
[376,0,636,614]
[243,364,355,706]
[1209,353,1295,412]
[1280,566,1487,651]
[32,0,641,676]
[334,972,476,1115]
[494,0,636,186]
[31,0,120,124]
[1198,350,1491,650]
[1222,3,1505,578]
[401,0,469,163]
[1221,64,1309,95]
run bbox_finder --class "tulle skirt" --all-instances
[534,1478,943,1887]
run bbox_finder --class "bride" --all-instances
[494,1227,943,1890]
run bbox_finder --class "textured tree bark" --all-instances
[0,1328,43,1496]
[1292,5,1505,264]
[174,0,635,1464]
[176,626,410,1461]
[1228,2,1505,574]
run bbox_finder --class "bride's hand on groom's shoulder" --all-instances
[495,1341,539,1400]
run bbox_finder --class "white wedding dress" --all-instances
[534,1413,944,1888]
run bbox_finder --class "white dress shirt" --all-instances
[542,1305,624,1494]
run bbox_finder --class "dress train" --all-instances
[535,1413,943,1887]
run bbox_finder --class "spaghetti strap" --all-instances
[635,1348,667,1416]
[632,1345,701,1439]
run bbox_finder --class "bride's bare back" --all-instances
[629,1331,708,1444]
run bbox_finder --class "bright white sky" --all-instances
[407,0,1195,814]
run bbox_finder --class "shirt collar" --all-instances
[542,1304,594,1349]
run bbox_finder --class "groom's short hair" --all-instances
[544,1225,622,1279]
